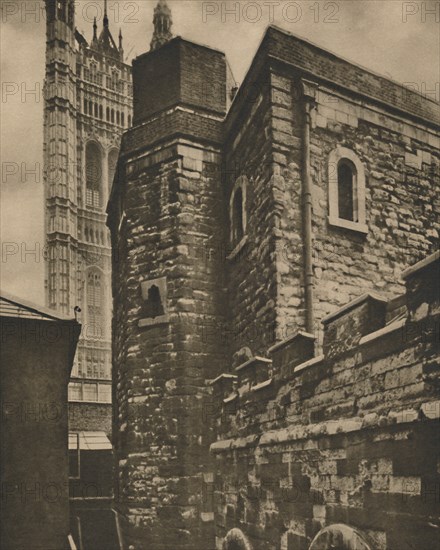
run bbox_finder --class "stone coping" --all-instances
[210,399,440,453]
[235,355,272,372]
[359,317,407,346]
[223,393,238,404]
[293,355,325,374]
[268,331,315,354]
[401,250,440,280]
[251,378,273,392]
[322,292,388,325]
[209,373,237,386]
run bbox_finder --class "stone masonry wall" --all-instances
[226,57,439,348]
[111,139,228,549]
[224,67,280,357]
[210,255,440,550]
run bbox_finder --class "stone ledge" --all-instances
[235,356,272,372]
[322,292,387,325]
[256,402,440,447]
[268,331,315,354]
[328,216,368,235]
[359,317,406,346]
[209,373,237,386]
[251,378,273,392]
[402,250,440,280]
[293,354,325,374]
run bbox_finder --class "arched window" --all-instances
[309,524,373,550]
[87,270,103,339]
[99,105,103,119]
[88,101,93,116]
[83,98,88,114]
[94,103,98,118]
[121,112,125,127]
[222,529,252,550]
[116,111,120,125]
[128,114,132,127]
[229,176,248,248]
[337,160,356,221]
[108,149,119,192]
[106,107,110,121]
[85,142,102,208]
[328,147,367,234]
[111,109,115,123]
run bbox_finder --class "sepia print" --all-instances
[1,1,439,549]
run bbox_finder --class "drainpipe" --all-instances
[300,79,318,334]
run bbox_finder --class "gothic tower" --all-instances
[150,0,173,51]
[108,2,231,547]
[44,0,132,430]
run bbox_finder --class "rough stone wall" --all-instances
[111,139,228,548]
[224,69,280,357]
[226,60,439,347]
[111,25,440,550]
[210,256,440,550]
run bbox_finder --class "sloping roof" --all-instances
[0,291,76,322]
[69,431,112,451]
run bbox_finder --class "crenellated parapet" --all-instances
[211,251,440,440]
[210,252,440,549]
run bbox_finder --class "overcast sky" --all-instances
[1,0,439,306]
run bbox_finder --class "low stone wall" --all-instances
[210,253,440,550]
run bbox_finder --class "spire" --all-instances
[103,0,109,28]
[150,0,173,51]
[93,17,98,42]
[118,28,124,61]
[92,0,120,60]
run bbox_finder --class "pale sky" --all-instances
[1,0,439,306]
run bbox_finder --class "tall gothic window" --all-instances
[85,142,102,208]
[87,270,103,339]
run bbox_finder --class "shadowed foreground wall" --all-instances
[0,300,80,550]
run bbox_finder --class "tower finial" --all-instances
[118,27,124,60]
[150,0,173,51]
[103,0,109,28]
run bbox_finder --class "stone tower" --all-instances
[108,3,231,547]
[44,0,132,431]
[150,0,173,51]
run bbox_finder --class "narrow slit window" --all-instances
[145,285,164,319]
[232,188,244,244]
